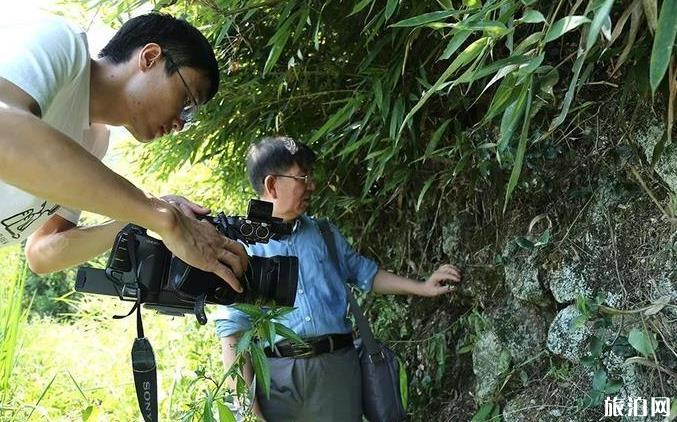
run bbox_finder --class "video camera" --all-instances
[75,199,298,324]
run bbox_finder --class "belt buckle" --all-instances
[291,342,314,358]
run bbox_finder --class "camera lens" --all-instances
[239,222,254,237]
[255,225,270,239]
[244,255,298,306]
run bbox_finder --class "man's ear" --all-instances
[138,43,162,72]
[263,175,277,199]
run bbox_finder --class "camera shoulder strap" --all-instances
[317,220,380,359]
[131,302,158,422]
[110,231,158,422]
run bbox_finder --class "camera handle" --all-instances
[111,232,159,422]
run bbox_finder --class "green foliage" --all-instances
[627,327,658,357]
[80,0,675,223]
[0,247,29,401]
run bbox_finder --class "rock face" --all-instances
[473,331,511,401]
[491,300,550,363]
[546,305,591,363]
[548,262,591,304]
[634,114,677,193]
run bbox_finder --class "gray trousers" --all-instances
[256,346,363,422]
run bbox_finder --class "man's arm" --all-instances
[221,335,266,420]
[372,264,462,296]
[24,215,126,274]
[0,80,247,289]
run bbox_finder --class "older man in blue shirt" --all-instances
[215,136,461,421]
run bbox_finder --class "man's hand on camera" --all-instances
[420,264,462,297]
[161,194,210,218]
[156,197,248,292]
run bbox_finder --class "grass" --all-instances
[1,280,228,421]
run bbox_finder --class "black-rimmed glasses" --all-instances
[164,52,199,122]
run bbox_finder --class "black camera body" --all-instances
[75,200,298,324]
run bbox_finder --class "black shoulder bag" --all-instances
[318,220,407,422]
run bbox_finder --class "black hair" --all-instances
[98,12,219,101]
[246,136,317,195]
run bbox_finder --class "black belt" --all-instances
[264,333,353,358]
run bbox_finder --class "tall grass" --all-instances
[0,246,29,403]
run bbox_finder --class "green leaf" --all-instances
[534,228,550,246]
[398,357,408,409]
[308,98,358,144]
[425,119,452,159]
[628,328,658,357]
[204,397,215,422]
[544,16,591,43]
[263,15,295,75]
[217,401,236,422]
[391,10,462,27]
[236,330,253,354]
[274,322,304,344]
[399,37,489,138]
[250,343,271,398]
[416,176,437,211]
[585,0,614,51]
[349,0,375,16]
[472,402,496,422]
[589,335,604,356]
[650,0,677,92]
[82,405,101,421]
[605,379,623,394]
[439,29,472,60]
[498,81,529,151]
[592,369,607,391]
[520,10,546,24]
[389,97,405,139]
[233,303,263,318]
[385,0,399,22]
[515,236,535,249]
[264,320,277,348]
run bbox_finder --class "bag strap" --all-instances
[317,220,383,361]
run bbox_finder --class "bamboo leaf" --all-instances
[520,10,546,24]
[390,10,462,28]
[263,16,295,75]
[385,0,399,22]
[399,37,489,138]
[498,82,529,151]
[504,78,533,211]
[585,0,614,51]
[416,176,436,211]
[425,119,452,159]
[650,0,677,93]
[439,29,472,60]
[308,99,358,143]
[544,16,590,43]
[642,0,658,32]
[350,0,375,16]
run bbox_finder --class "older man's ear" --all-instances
[263,175,278,199]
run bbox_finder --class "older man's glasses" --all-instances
[272,174,314,184]
[164,52,199,122]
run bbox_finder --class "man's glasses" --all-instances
[164,52,199,122]
[271,174,314,184]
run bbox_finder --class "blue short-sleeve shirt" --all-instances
[213,214,379,340]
